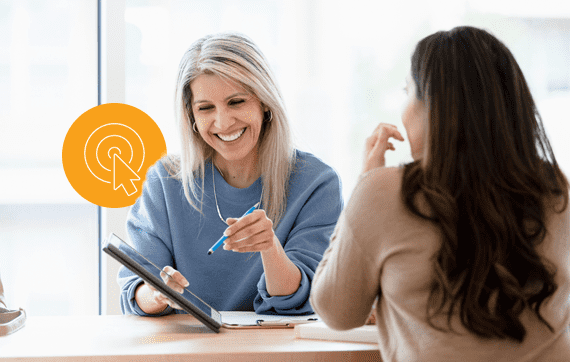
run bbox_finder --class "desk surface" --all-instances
[0,314,381,361]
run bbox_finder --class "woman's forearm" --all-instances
[260,236,302,296]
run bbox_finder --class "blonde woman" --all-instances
[118,33,343,315]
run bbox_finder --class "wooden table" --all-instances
[0,314,381,361]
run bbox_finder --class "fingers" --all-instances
[224,210,270,238]
[375,123,404,143]
[142,281,183,310]
[373,123,404,139]
[365,124,402,154]
[160,266,189,292]
[226,239,274,253]
[152,266,188,311]
[223,228,275,252]
[156,294,183,310]
[223,209,275,253]
[362,123,404,173]
[140,266,189,311]
[151,288,183,310]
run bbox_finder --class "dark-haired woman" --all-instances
[311,26,570,361]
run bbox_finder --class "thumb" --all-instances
[363,133,388,172]
[370,134,387,156]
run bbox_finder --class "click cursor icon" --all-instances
[62,103,167,208]
[113,153,140,196]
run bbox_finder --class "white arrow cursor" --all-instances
[113,153,140,196]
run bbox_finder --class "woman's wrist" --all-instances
[260,236,302,296]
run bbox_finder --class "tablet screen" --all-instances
[106,233,222,326]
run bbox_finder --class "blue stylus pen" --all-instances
[207,202,260,255]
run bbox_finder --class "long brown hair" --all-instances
[401,26,568,342]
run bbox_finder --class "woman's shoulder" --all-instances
[292,150,339,181]
[356,166,404,196]
[293,150,335,171]
[344,167,406,221]
[158,154,182,177]
[342,166,423,255]
[142,156,182,190]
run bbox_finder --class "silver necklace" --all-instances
[212,161,262,225]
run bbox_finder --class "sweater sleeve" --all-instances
[117,164,175,316]
[254,166,344,315]
[310,168,398,329]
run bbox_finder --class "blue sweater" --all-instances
[118,150,343,315]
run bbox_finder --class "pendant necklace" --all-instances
[212,161,262,225]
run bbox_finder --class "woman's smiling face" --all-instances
[191,73,265,164]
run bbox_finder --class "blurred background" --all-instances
[0,0,569,316]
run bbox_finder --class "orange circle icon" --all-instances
[62,103,167,208]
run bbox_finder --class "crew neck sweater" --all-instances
[119,150,343,315]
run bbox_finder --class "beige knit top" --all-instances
[311,166,570,362]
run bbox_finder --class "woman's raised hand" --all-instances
[223,209,276,253]
[362,123,404,174]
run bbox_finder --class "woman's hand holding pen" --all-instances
[222,209,302,297]
[136,266,189,313]
[362,123,405,174]
[222,209,276,253]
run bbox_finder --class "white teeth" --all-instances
[217,128,246,142]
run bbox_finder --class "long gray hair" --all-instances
[165,32,294,226]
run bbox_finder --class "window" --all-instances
[123,0,570,202]
[0,1,98,316]
[1,0,568,316]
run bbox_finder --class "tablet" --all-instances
[102,233,222,333]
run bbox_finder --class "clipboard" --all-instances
[220,311,318,329]
[103,233,319,331]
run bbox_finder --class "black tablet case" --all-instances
[103,233,222,333]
